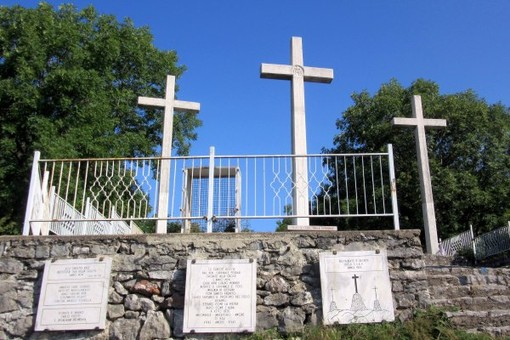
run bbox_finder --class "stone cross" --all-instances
[138,75,200,233]
[260,36,333,225]
[392,95,446,254]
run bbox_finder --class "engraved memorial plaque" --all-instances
[319,250,394,325]
[183,259,256,333]
[35,257,112,331]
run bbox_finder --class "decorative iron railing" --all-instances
[23,145,399,235]
[439,223,510,260]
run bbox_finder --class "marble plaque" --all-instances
[183,259,257,333]
[35,257,112,331]
[319,250,394,325]
[287,225,337,231]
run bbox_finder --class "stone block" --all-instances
[110,318,141,340]
[0,257,24,274]
[108,304,125,320]
[139,311,170,339]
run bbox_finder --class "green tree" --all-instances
[0,4,201,234]
[319,79,510,239]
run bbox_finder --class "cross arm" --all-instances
[260,63,293,80]
[303,66,334,83]
[138,96,166,107]
[392,117,447,128]
[175,100,200,113]
[423,119,447,128]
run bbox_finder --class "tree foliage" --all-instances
[320,79,510,238]
[0,3,202,234]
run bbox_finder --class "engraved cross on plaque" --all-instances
[261,37,333,225]
[392,95,446,254]
[138,75,200,233]
[352,274,360,294]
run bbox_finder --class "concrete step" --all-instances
[446,310,510,335]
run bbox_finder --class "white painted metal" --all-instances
[387,144,400,230]
[24,147,399,234]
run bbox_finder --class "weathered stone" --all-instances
[109,289,124,304]
[10,316,33,337]
[108,304,125,319]
[256,306,278,330]
[72,246,90,255]
[35,245,50,259]
[161,281,171,297]
[139,311,170,339]
[148,270,172,280]
[0,257,24,274]
[0,291,18,313]
[152,294,165,303]
[50,243,71,257]
[396,293,416,308]
[114,281,129,296]
[17,269,38,280]
[125,311,140,319]
[124,294,141,311]
[264,293,289,306]
[110,318,141,340]
[0,279,16,294]
[132,279,160,296]
[139,297,156,312]
[12,247,35,258]
[290,291,314,306]
[112,255,140,272]
[265,275,289,293]
[279,306,306,333]
[288,282,307,295]
[16,290,33,308]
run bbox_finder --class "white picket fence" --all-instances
[439,223,510,260]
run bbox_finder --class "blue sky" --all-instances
[5,1,510,158]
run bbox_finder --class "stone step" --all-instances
[428,284,510,300]
[465,325,510,337]
[425,270,510,286]
[429,295,510,311]
[446,310,510,333]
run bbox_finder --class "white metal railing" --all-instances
[23,145,400,234]
[439,223,510,260]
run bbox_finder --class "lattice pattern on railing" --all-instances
[439,230,472,256]
[24,146,399,234]
[439,224,510,260]
[474,224,510,259]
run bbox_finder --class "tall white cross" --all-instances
[261,36,334,225]
[392,95,446,254]
[138,75,200,233]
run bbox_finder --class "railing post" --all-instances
[206,147,215,233]
[387,144,400,230]
[470,224,477,260]
[23,151,41,235]
[156,155,171,234]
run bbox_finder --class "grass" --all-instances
[238,308,502,340]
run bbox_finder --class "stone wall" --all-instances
[0,230,430,339]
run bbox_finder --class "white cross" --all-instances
[392,95,446,254]
[261,36,333,225]
[138,75,200,233]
